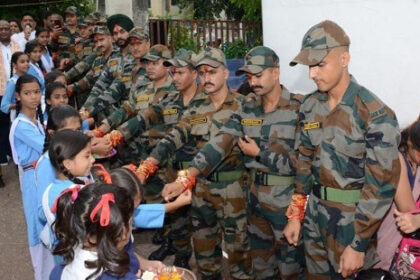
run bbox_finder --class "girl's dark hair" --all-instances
[15,74,44,127]
[24,39,42,54]
[49,129,91,184]
[36,27,49,37]
[53,183,134,279]
[9,18,20,31]
[43,105,82,153]
[10,51,27,78]
[92,166,143,203]
[45,69,65,85]
[45,81,67,114]
[399,120,420,154]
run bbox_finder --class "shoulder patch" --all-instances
[369,107,386,121]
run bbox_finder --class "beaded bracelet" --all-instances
[137,159,159,180]
[285,193,308,222]
[106,130,124,147]
[175,169,196,191]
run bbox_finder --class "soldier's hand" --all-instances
[283,219,301,246]
[238,135,260,157]
[394,209,420,234]
[98,123,110,134]
[338,246,364,278]
[91,137,112,156]
[174,190,192,207]
[162,181,184,201]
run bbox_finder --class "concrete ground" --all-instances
[0,162,230,279]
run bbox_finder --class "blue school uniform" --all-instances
[9,112,45,246]
[133,204,165,228]
[27,63,45,93]
[35,152,55,224]
[0,74,18,114]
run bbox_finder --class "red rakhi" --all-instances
[93,163,112,184]
[51,185,81,213]
[90,193,115,227]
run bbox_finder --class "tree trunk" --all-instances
[97,0,106,14]
[132,0,149,32]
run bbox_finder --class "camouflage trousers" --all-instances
[248,182,305,280]
[303,195,379,280]
[192,175,253,280]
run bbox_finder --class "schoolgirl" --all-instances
[35,28,54,73]
[25,40,46,93]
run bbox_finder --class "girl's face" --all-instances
[47,88,68,108]
[64,142,95,178]
[36,31,50,46]
[16,81,41,111]
[13,54,29,75]
[54,76,67,87]
[408,140,420,165]
[28,46,42,63]
[59,117,82,132]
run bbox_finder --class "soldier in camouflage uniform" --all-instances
[66,26,113,108]
[167,46,304,279]
[283,20,401,279]
[83,27,150,122]
[145,47,253,280]
[80,14,135,121]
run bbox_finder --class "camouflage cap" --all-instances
[92,26,110,36]
[128,27,149,40]
[195,47,226,68]
[65,6,79,16]
[89,12,107,25]
[290,20,350,67]
[77,18,87,27]
[84,14,94,24]
[236,46,279,75]
[163,48,195,68]
[141,44,172,62]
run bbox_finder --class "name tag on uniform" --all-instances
[121,76,132,82]
[190,116,207,125]
[241,119,262,126]
[137,96,149,102]
[58,36,70,44]
[108,59,118,66]
[84,47,92,52]
[163,108,178,115]
[95,51,102,56]
[303,122,321,130]
[93,65,101,71]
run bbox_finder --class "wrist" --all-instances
[136,159,158,180]
[286,193,308,222]
[175,169,196,191]
[350,235,369,252]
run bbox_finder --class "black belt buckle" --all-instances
[313,184,327,200]
[172,161,182,170]
[208,172,218,182]
[254,171,267,185]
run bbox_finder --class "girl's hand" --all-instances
[395,209,420,233]
[91,137,112,156]
[142,259,165,273]
[174,190,192,207]
[162,181,184,201]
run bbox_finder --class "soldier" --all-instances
[67,26,113,108]
[82,27,150,121]
[80,14,135,121]
[283,20,401,279]
[104,48,200,268]
[141,47,253,280]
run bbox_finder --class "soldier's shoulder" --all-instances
[290,92,306,104]
[356,85,396,122]
[242,92,260,107]
[299,90,323,110]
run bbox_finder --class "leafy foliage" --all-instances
[223,39,249,59]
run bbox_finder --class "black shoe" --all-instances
[173,254,191,269]
[148,239,176,261]
[0,176,4,188]
[152,230,165,245]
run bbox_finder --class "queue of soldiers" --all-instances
[1,5,419,280]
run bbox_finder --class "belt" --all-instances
[251,170,295,186]
[208,170,243,182]
[22,161,37,172]
[312,184,361,204]
[171,160,190,170]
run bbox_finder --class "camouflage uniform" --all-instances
[289,20,401,279]
[68,26,112,107]
[55,6,81,66]
[192,46,305,279]
[150,48,253,280]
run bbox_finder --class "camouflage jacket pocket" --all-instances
[333,137,365,160]
[242,123,262,138]
[135,95,152,110]
[163,108,179,125]
[190,116,210,145]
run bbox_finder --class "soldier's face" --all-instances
[79,26,91,39]
[246,67,279,96]
[146,59,167,81]
[65,13,78,26]
[129,38,150,59]
[309,48,349,93]
[170,66,197,92]
[94,34,112,53]
[113,25,129,47]
[198,65,228,94]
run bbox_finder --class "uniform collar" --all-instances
[196,87,235,105]
[316,75,359,105]
[253,84,290,108]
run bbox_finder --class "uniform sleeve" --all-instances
[65,55,95,82]
[0,80,15,114]
[14,122,44,154]
[82,67,113,116]
[350,108,400,252]
[190,113,241,176]
[132,204,165,228]
[70,65,97,94]
[256,149,297,175]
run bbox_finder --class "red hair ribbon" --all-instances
[90,193,115,227]
[51,185,81,213]
[94,163,112,184]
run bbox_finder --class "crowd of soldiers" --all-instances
[4,5,404,280]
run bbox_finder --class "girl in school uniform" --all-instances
[35,28,54,73]
[50,183,141,279]
[25,40,46,93]
[8,74,47,280]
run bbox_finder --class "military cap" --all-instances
[141,44,172,62]
[128,27,149,40]
[64,6,79,16]
[236,46,279,75]
[290,20,350,66]
[77,18,87,27]
[163,48,195,67]
[195,47,226,68]
[84,14,94,25]
[92,26,110,36]
[107,14,134,33]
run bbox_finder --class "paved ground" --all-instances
[0,162,230,279]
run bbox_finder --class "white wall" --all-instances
[105,0,132,17]
[262,0,420,127]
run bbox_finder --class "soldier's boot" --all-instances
[148,238,176,261]
[173,253,191,269]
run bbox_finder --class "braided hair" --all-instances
[49,129,91,184]
[43,104,82,153]
[15,74,44,128]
